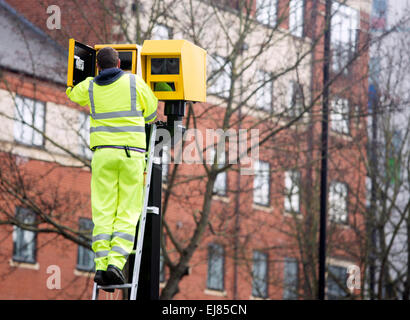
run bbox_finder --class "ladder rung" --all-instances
[97,283,135,290]
[147,206,159,215]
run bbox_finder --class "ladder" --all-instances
[92,124,158,300]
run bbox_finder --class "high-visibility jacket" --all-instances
[66,72,158,150]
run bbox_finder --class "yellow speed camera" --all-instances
[141,40,206,102]
[67,39,142,87]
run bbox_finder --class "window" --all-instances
[78,112,92,159]
[77,218,95,272]
[283,258,299,299]
[211,148,227,196]
[14,95,45,147]
[252,251,268,298]
[284,170,300,213]
[331,2,359,74]
[329,181,348,224]
[289,0,304,37]
[387,129,402,184]
[371,0,387,31]
[256,0,278,27]
[208,55,232,98]
[255,70,273,112]
[152,24,172,40]
[207,243,224,291]
[331,97,350,135]
[253,160,270,206]
[327,265,348,299]
[287,81,304,117]
[13,207,37,264]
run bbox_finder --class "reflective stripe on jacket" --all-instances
[66,72,158,150]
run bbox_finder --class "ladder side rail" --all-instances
[129,124,157,300]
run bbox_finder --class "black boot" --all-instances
[94,270,114,293]
[106,265,126,285]
[94,270,105,285]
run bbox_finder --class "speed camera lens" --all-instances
[151,58,166,74]
[166,58,179,74]
[151,58,179,74]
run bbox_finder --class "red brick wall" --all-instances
[6,0,117,48]
[0,0,370,300]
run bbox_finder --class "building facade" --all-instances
[0,0,371,300]
[367,0,410,299]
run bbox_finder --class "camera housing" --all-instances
[140,39,207,103]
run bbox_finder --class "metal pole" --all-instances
[318,0,332,300]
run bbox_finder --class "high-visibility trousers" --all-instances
[91,147,145,271]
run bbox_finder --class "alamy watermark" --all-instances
[156,124,260,175]
[46,5,61,30]
[46,264,61,290]
[346,264,361,293]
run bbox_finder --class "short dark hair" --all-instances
[97,47,119,69]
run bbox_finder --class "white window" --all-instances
[256,0,278,27]
[284,171,300,213]
[331,97,350,135]
[329,181,348,224]
[255,70,273,111]
[331,3,359,73]
[252,251,268,298]
[14,95,45,147]
[78,112,92,159]
[253,160,270,206]
[211,148,227,196]
[289,0,304,37]
[208,54,232,98]
[13,207,36,264]
[152,24,171,40]
[287,81,304,117]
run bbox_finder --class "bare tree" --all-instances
[1,0,400,301]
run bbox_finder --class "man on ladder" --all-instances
[66,47,158,290]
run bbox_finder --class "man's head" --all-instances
[96,47,120,70]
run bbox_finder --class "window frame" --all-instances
[287,81,304,118]
[283,257,299,300]
[206,243,225,291]
[326,264,349,300]
[289,0,305,38]
[255,69,274,112]
[256,0,279,28]
[284,170,301,214]
[13,95,46,148]
[330,2,360,74]
[252,250,269,298]
[76,217,95,272]
[211,147,227,196]
[253,160,271,207]
[12,207,37,264]
[208,54,232,99]
[328,181,349,224]
[330,97,350,135]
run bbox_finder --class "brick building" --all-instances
[0,0,371,300]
